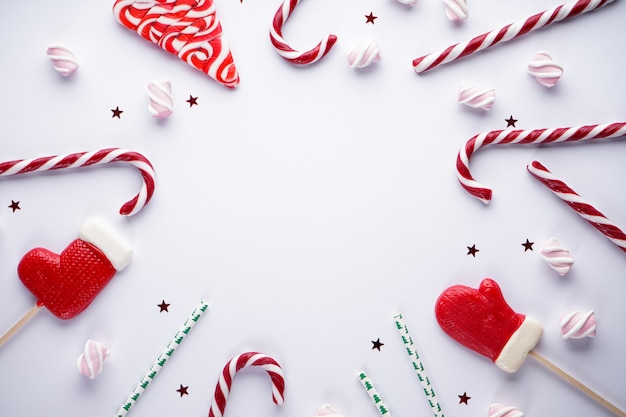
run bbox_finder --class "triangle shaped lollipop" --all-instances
[113,0,240,88]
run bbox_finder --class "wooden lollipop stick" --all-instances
[0,304,43,347]
[529,350,625,417]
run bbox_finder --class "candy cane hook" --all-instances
[0,148,156,216]
[208,351,285,417]
[270,0,338,65]
[413,0,614,74]
[456,122,626,203]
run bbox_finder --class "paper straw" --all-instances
[393,314,444,417]
[113,300,209,417]
[358,371,392,417]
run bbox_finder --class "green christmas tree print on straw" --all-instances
[393,313,445,417]
[358,371,392,417]
[114,300,209,417]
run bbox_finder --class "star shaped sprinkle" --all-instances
[458,392,471,404]
[186,95,198,107]
[158,300,170,312]
[365,12,377,24]
[505,115,518,127]
[522,239,534,252]
[111,106,123,118]
[8,200,20,212]
[176,384,189,397]
[371,338,384,351]
[466,244,479,257]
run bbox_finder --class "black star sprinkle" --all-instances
[111,106,123,118]
[467,244,479,257]
[505,115,518,128]
[458,392,471,404]
[371,338,384,351]
[365,12,377,24]
[158,300,170,312]
[176,385,189,397]
[8,200,20,212]
[186,95,198,107]
[522,239,534,252]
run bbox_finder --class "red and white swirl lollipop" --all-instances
[209,351,285,417]
[270,0,337,65]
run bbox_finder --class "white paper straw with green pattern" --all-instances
[393,313,444,417]
[114,300,209,417]
[358,371,392,417]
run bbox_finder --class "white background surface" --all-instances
[1,0,625,416]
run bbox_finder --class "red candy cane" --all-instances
[413,0,614,74]
[270,0,337,65]
[528,161,626,253]
[457,122,626,204]
[209,351,285,417]
[0,148,155,216]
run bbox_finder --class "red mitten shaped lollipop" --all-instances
[1,218,131,346]
[435,278,542,372]
[435,278,625,417]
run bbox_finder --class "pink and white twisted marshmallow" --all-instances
[0,148,155,216]
[488,403,524,417]
[443,0,468,21]
[147,80,174,118]
[413,0,614,73]
[457,122,626,204]
[208,351,285,417]
[560,310,596,339]
[113,0,239,88]
[540,237,574,276]
[528,160,626,253]
[347,39,381,69]
[46,43,79,76]
[270,0,337,65]
[77,339,109,379]
[458,83,495,111]
[528,51,563,88]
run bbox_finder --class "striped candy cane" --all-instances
[413,0,614,73]
[527,160,626,253]
[114,300,209,417]
[269,0,338,65]
[394,314,444,417]
[457,122,626,204]
[209,352,285,417]
[0,148,156,216]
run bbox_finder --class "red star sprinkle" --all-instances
[522,239,534,251]
[186,95,198,107]
[371,338,384,351]
[505,115,518,127]
[365,12,377,24]
[467,244,479,257]
[8,200,20,212]
[158,300,170,312]
[176,384,189,397]
[111,106,123,118]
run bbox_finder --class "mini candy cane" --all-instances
[114,300,208,417]
[209,351,285,417]
[457,122,626,204]
[269,0,338,65]
[413,0,614,74]
[527,161,626,253]
[393,314,444,417]
[0,148,155,216]
[358,371,392,417]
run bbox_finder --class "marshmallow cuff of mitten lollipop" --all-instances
[495,316,543,373]
[79,218,132,271]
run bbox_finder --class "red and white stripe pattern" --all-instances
[457,122,626,204]
[413,0,614,74]
[270,0,337,65]
[113,0,239,88]
[0,148,155,216]
[209,352,285,417]
[528,160,626,253]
